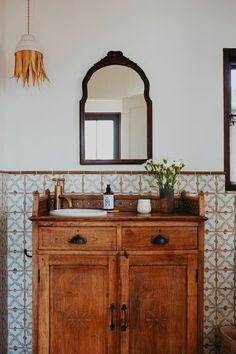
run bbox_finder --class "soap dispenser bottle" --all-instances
[103,184,114,210]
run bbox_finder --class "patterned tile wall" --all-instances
[0,172,8,354]
[4,172,236,354]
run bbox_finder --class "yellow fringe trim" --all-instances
[14,50,49,87]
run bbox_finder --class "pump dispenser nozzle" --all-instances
[105,184,112,194]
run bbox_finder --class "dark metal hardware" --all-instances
[109,304,115,331]
[151,234,169,245]
[68,234,87,245]
[121,304,127,331]
[24,249,32,258]
[124,251,129,259]
[230,113,236,124]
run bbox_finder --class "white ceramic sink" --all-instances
[49,208,107,217]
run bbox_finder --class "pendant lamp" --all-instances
[14,0,49,87]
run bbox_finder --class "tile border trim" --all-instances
[2,170,226,175]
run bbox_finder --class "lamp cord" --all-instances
[27,0,30,34]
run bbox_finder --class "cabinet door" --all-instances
[38,254,117,354]
[120,254,198,354]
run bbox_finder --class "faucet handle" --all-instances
[52,177,65,184]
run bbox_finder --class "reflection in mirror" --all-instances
[85,113,120,160]
[80,51,152,164]
[85,66,147,160]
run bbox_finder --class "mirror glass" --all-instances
[85,66,147,160]
[80,51,152,164]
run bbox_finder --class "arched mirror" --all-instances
[80,51,152,164]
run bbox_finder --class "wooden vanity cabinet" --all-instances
[32,220,204,354]
[31,192,205,354]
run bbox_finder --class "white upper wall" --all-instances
[2,0,236,171]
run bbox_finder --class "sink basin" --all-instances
[49,208,107,217]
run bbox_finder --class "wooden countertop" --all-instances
[30,211,207,222]
[30,190,206,223]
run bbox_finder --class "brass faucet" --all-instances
[52,178,73,209]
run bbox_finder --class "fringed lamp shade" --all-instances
[14,34,49,87]
[13,0,49,87]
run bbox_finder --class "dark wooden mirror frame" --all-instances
[80,51,152,165]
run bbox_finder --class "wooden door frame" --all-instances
[223,48,236,190]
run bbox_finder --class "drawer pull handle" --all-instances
[151,234,169,245]
[68,234,87,245]
[109,304,116,331]
[121,304,127,331]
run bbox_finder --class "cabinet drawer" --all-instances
[39,227,117,250]
[122,227,197,250]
